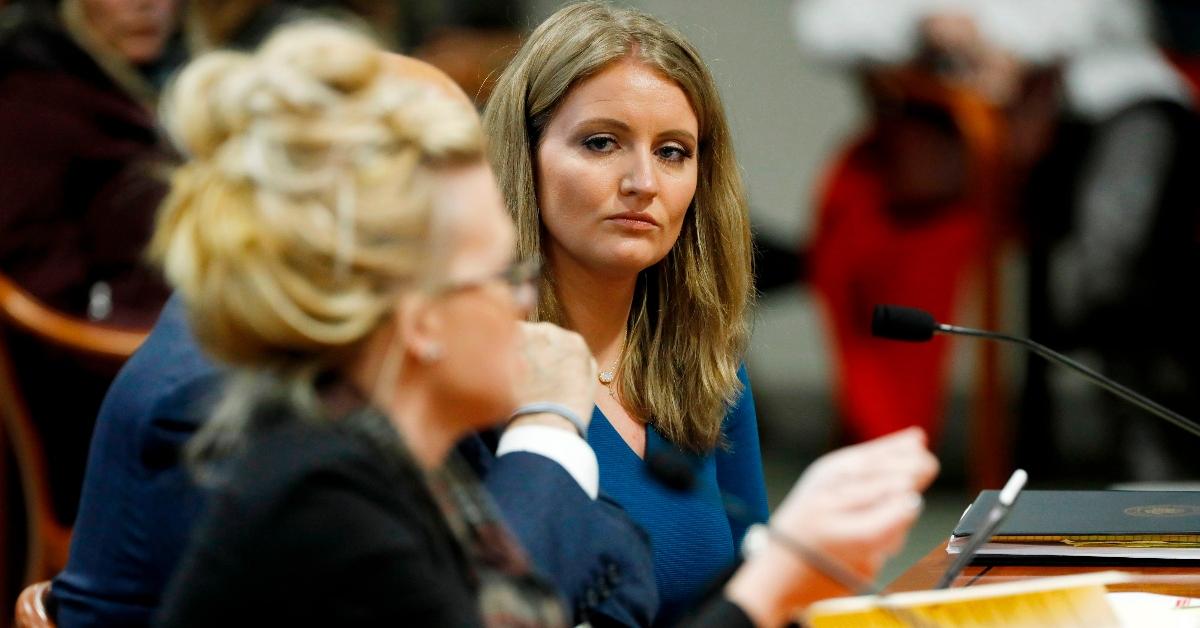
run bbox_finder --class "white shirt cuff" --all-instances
[496,425,599,500]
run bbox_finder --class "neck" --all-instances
[348,326,460,470]
[381,385,459,470]
[550,251,637,367]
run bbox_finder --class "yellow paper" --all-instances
[805,571,1132,628]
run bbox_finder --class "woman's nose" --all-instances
[619,152,659,198]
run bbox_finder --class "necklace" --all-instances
[597,335,624,398]
[598,359,619,399]
[598,360,618,385]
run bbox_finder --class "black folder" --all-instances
[949,490,1200,564]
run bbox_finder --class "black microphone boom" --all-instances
[871,304,1200,439]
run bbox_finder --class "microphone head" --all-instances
[872,305,938,342]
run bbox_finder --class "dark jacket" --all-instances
[0,4,175,525]
[155,410,488,626]
[0,7,172,324]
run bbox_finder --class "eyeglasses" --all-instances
[427,258,541,312]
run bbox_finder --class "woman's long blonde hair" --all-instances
[150,19,485,415]
[482,2,754,452]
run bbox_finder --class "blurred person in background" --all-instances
[0,0,181,324]
[0,0,182,594]
[1020,0,1200,481]
[794,0,1119,447]
[796,0,1200,481]
[143,21,936,628]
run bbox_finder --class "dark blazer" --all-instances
[53,296,658,627]
[155,413,486,627]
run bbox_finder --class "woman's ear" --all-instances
[396,294,445,364]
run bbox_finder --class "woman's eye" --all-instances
[582,136,617,153]
[657,144,694,163]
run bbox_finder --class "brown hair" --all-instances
[482,2,754,452]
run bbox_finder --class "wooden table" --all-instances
[890,542,1200,597]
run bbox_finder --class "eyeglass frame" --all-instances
[424,258,541,312]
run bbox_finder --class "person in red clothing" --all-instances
[796,2,1077,445]
[809,127,988,444]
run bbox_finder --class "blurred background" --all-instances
[4,0,1200,617]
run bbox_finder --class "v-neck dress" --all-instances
[586,365,769,625]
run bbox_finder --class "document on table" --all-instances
[804,571,1139,627]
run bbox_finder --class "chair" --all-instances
[0,272,148,591]
[13,581,53,628]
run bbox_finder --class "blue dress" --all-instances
[588,365,769,625]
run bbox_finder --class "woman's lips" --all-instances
[606,212,658,230]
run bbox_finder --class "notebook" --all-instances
[949,490,1200,561]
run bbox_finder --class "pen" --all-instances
[936,468,1028,589]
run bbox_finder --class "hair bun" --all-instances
[162,50,251,159]
[163,22,383,160]
[151,21,486,373]
[258,21,380,94]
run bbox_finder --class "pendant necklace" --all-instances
[598,336,624,399]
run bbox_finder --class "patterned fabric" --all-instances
[340,404,565,627]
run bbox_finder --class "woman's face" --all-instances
[81,0,179,64]
[424,162,529,428]
[535,57,700,280]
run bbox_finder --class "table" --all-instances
[890,542,1200,597]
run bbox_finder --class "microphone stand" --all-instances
[935,324,1200,439]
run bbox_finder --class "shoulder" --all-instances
[97,297,222,456]
[212,416,439,540]
[187,418,452,588]
[723,363,756,425]
[159,420,479,625]
[217,420,396,511]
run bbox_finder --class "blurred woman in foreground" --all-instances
[152,21,936,628]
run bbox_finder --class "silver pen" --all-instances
[936,469,1028,589]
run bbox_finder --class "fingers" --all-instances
[817,477,921,512]
[804,434,939,496]
[843,426,927,458]
[802,489,923,561]
[843,494,923,562]
[514,322,596,422]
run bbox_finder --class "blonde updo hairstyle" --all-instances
[151,22,484,379]
[483,2,754,452]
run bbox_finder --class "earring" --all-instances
[419,344,443,363]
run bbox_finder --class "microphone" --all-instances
[871,304,1200,439]
[645,450,697,492]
